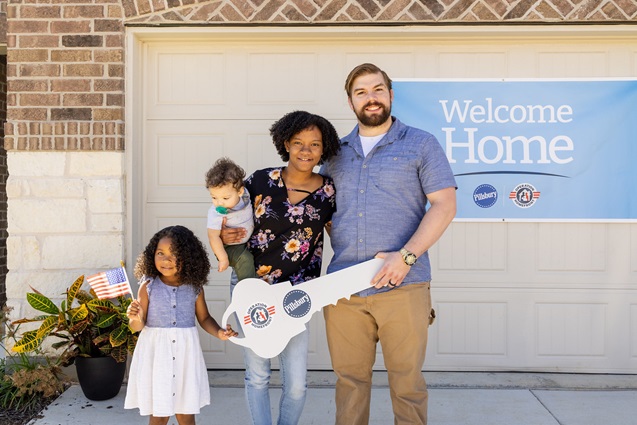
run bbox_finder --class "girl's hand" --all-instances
[127,299,144,323]
[217,324,238,341]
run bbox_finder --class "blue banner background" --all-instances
[392,80,637,220]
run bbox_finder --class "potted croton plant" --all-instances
[12,275,138,401]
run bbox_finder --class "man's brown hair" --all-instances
[344,63,393,98]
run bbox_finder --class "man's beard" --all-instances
[355,102,391,127]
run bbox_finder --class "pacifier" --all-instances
[216,206,228,215]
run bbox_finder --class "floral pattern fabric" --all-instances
[245,167,336,285]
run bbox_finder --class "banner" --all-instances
[392,80,637,221]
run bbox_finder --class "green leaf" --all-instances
[109,324,129,347]
[95,312,118,328]
[11,314,51,325]
[75,290,94,304]
[110,344,128,363]
[67,275,84,307]
[68,320,88,336]
[12,330,42,353]
[127,334,138,354]
[87,299,116,314]
[69,304,88,323]
[92,333,110,346]
[26,293,59,315]
[51,339,72,350]
[35,316,58,340]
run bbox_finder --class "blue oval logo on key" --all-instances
[283,290,311,318]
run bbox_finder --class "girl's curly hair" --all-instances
[134,225,210,289]
[269,110,341,164]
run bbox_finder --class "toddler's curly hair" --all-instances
[205,157,246,191]
[134,225,210,289]
[269,111,341,165]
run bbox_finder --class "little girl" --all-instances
[125,225,237,425]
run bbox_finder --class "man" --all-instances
[321,63,457,425]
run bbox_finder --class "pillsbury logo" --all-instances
[283,290,311,318]
[473,184,498,208]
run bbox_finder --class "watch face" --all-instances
[401,249,417,266]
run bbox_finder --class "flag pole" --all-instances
[120,260,135,301]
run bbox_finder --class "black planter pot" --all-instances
[75,356,127,401]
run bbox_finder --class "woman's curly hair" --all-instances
[269,110,341,164]
[134,225,211,289]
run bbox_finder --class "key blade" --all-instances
[301,258,384,309]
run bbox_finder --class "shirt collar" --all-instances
[342,116,405,149]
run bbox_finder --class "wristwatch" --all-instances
[399,248,417,266]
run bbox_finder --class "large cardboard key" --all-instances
[221,258,383,358]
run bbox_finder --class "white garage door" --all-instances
[127,27,637,372]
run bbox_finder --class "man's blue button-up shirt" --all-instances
[321,117,456,297]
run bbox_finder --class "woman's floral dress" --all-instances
[245,167,336,285]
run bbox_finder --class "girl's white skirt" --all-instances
[125,326,210,416]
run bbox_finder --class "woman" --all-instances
[222,110,340,425]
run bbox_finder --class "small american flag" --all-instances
[86,267,133,300]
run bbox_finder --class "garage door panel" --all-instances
[537,223,606,271]
[434,222,633,288]
[631,305,637,358]
[437,222,508,271]
[247,53,318,104]
[435,301,508,355]
[537,52,608,77]
[438,52,508,78]
[344,52,416,78]
[156,51,226,106]
[631,226,637,272]
[536,302,606,356]
[428,289,637,372]
[145,120,278,203]
[306,316,332,369]
[147,43,353,120]
[200,285,245,367]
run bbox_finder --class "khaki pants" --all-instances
[324,282,433,425]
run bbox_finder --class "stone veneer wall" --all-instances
[4,0,637,320]
[5,152,124,316]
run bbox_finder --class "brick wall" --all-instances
[0,0,6,45]
[4,0,125,151]
[0,55,5,308]
[121,0,637,24]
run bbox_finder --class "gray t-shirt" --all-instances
[206,188,254,245]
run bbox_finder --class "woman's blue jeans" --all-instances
[243,328,309,425]
[231,271,309,425]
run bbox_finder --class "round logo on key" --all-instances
[283,290,311,318]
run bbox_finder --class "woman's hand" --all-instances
[220,217,247,244]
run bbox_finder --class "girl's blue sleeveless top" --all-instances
[144,276,199,328]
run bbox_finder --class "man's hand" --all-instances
[219,217,247,244]
[371,251,411,289]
